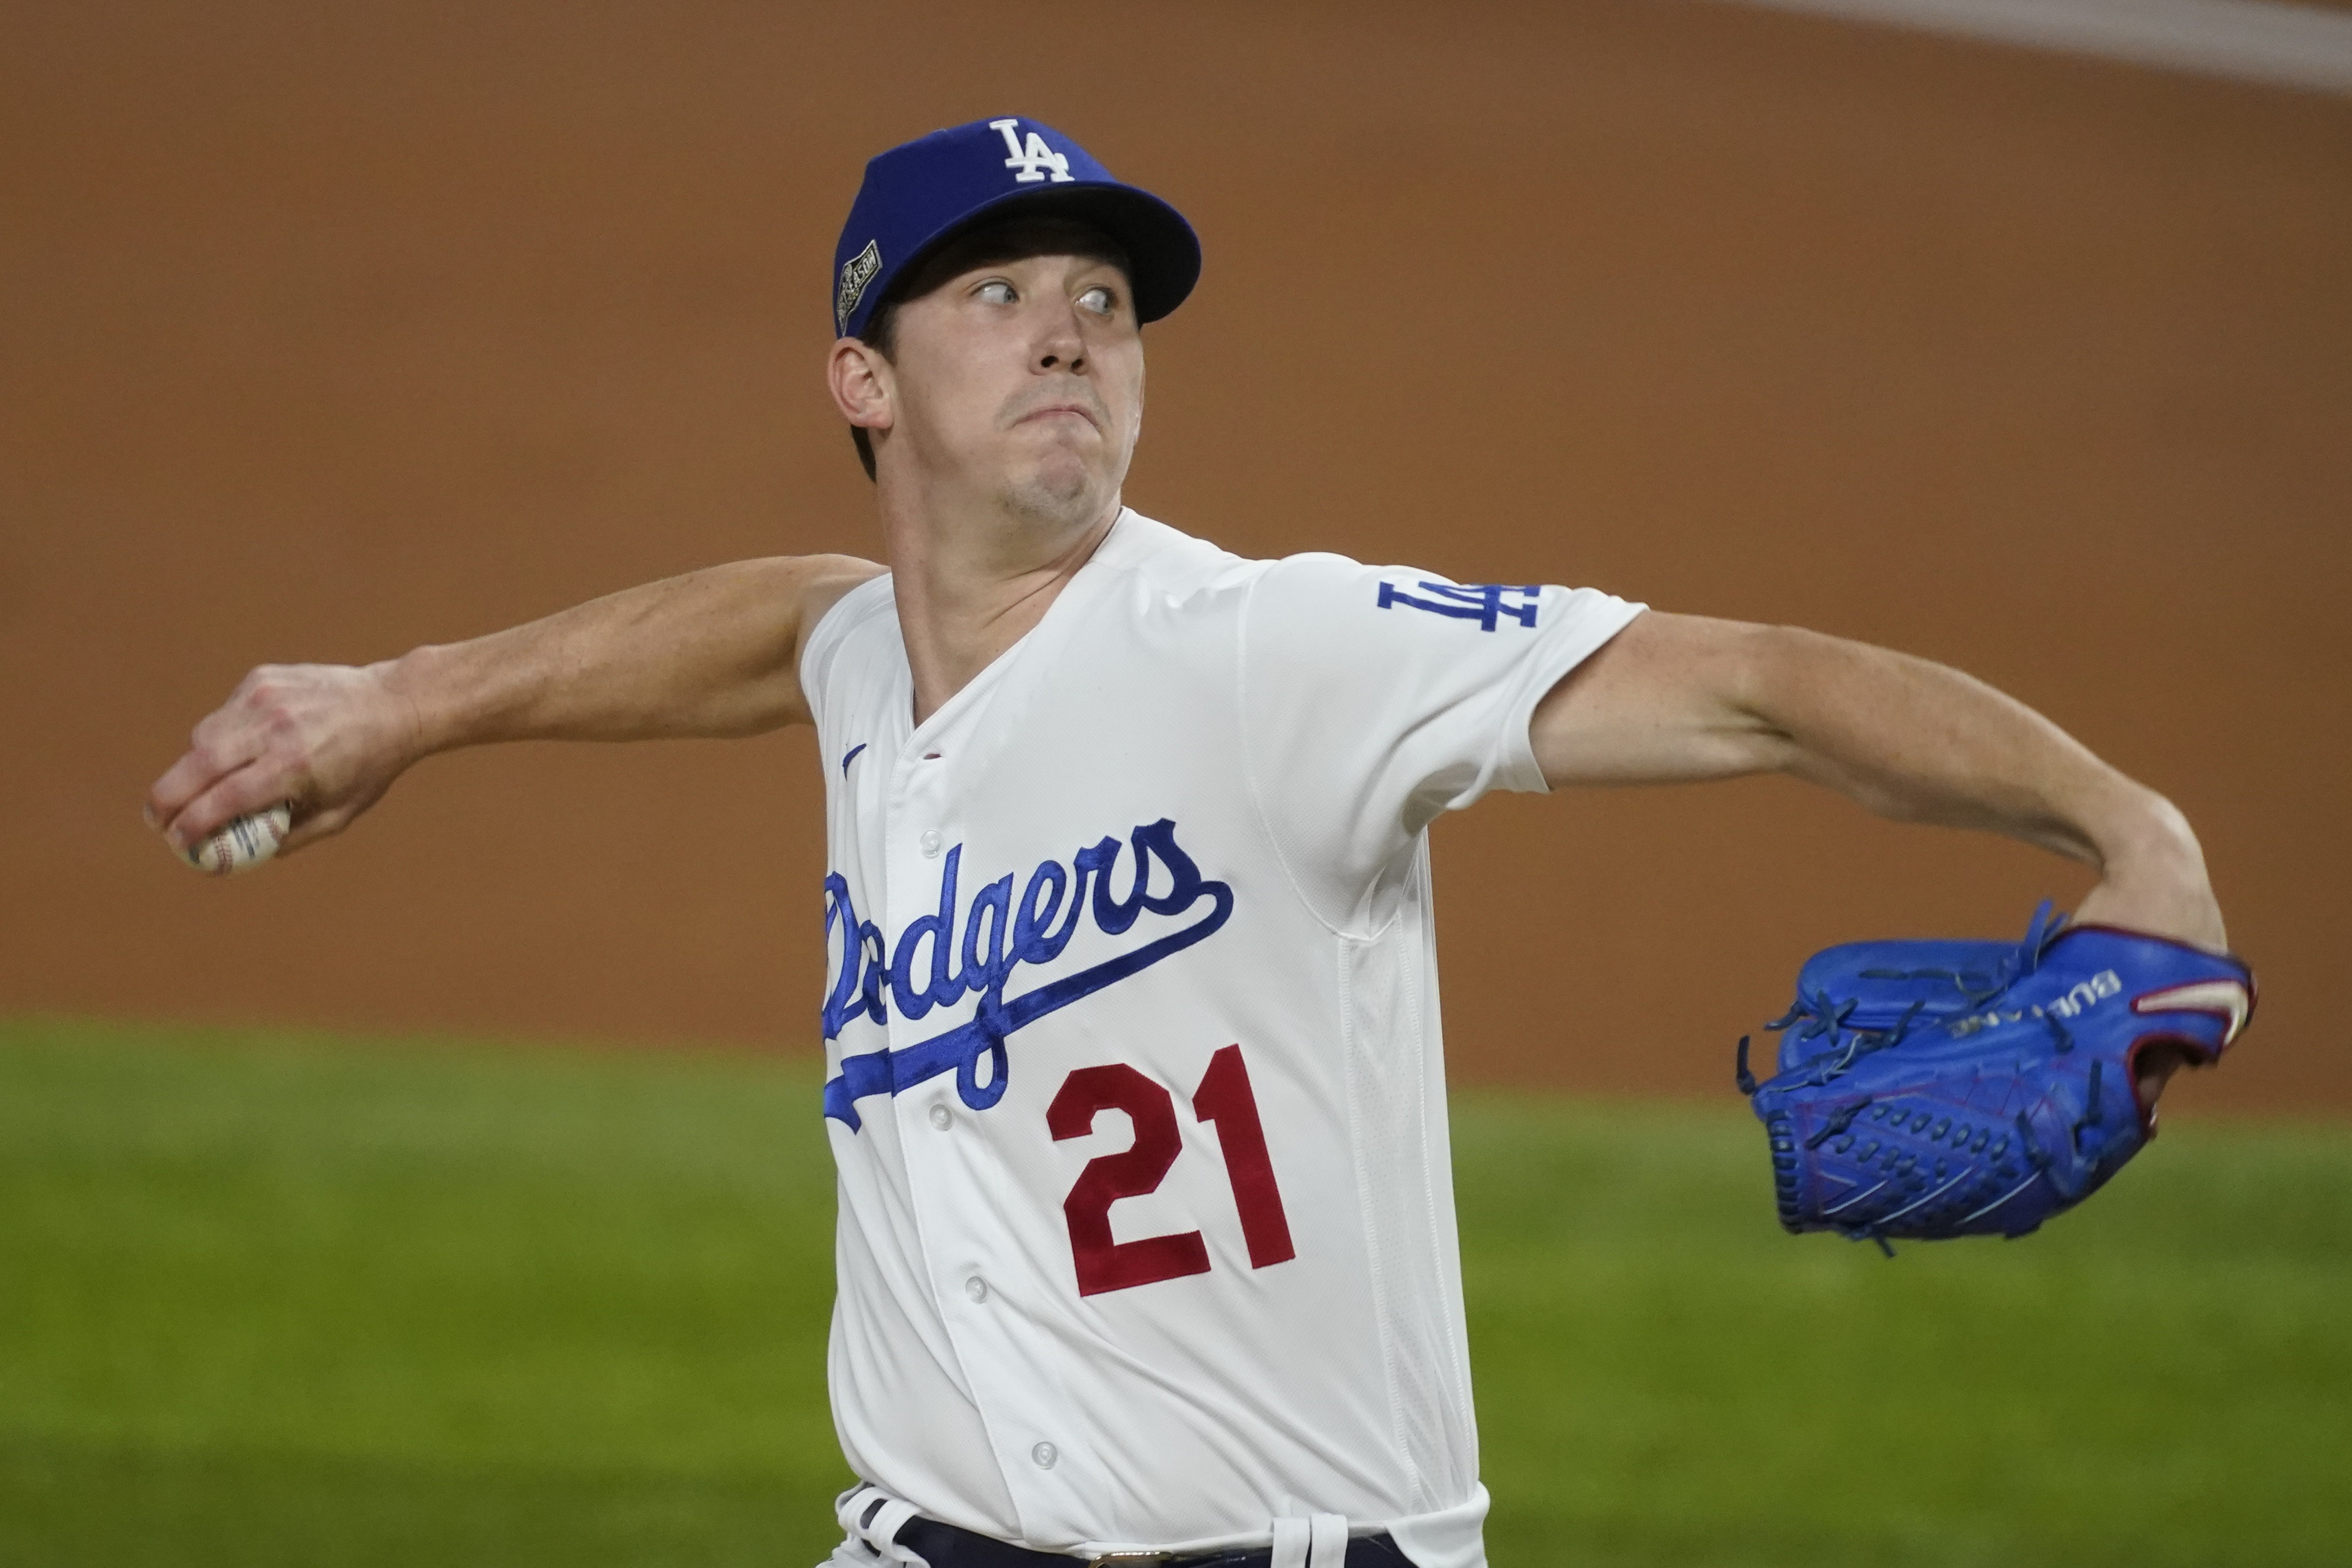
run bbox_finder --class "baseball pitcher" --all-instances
[146,118,2245,1568]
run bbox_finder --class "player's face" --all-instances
[880,251,1145,530]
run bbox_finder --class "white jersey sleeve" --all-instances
[1240,553,1643,930]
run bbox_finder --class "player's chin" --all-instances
[1007,443,1105,499]
[1000,459,1109,526]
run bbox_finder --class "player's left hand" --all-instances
[2069,804,2229,1107]
[1736,903,2254,1251]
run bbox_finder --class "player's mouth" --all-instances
[1010,400,1103,433]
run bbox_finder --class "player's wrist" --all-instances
[2092,789,2204,885]
[2077,790,2226,951]
[373,645,462,764]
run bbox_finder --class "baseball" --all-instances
[183,803,292,875]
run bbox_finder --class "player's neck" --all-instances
[878,484,1122,727]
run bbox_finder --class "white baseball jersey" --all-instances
[803,510,1642,1567]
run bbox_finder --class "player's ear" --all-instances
[828,337,894,433]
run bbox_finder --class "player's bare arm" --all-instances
[1531,610,2225,1103]
[1532,611,2221,948]
[1533,606,2229,1100]
[144,552,882,859]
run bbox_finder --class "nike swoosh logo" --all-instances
[2132,978,2252,1045]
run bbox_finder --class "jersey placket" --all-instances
[880,694,1096,1539]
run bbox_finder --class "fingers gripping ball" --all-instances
[1735,907,2254,1253]
[184,803,293,875]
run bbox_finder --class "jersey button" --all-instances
[929,1104,953,1131]
[964,1276,988,1303]
[1030,1441,1057,1470]
[919,830,943,858]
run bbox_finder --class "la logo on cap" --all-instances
[989,119,1074,185]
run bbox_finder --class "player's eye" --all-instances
[1077,285,1117,317]
[975,279,1018,305]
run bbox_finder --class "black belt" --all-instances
[897,1516,1414,1568]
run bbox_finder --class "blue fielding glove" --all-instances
[1761,900,2072,1076]
[1737,911,2254,1252]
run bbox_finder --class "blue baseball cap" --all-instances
[831,116,1200,341]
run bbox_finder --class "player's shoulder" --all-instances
[799,552,889,611]
[1112,520,1505,639]
[800,554,891,625]
[1107,509,1263,596]
[797,554,894,678]
[1257,547,1391,588]
[1245,548,1454,625]
[1108,514,1438,602]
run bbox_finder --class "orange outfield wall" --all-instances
[3,1,2347,1115]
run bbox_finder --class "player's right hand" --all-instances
[145,660,426,862]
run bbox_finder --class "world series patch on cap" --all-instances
[830,117,1201,340]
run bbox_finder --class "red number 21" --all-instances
[1047,1045,1297,1297]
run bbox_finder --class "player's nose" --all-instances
[1032,304,1087,374]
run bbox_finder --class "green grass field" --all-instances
[2,1019,2345,1567]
